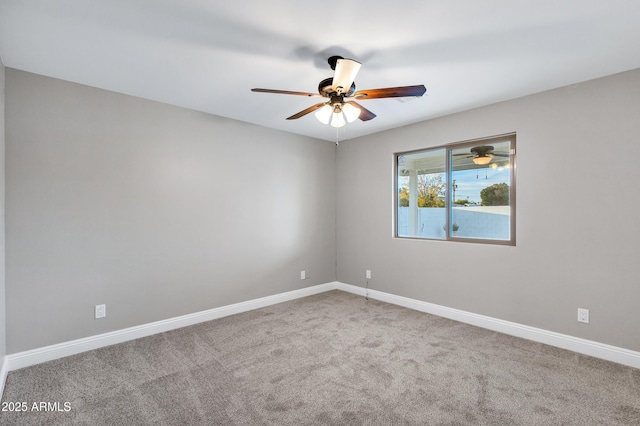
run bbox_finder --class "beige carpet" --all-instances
[1,290,639,425]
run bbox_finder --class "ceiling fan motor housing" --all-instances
[471,146,494,156]
[318,78,355,97]
[329,95,344,107]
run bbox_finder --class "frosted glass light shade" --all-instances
[330,111,346,128]
[314,104,333,124]
[473,156,492,165]
[342,103,361,123]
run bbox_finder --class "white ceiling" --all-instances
[2,1,640,142]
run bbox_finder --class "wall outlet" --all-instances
[300,270,308,280]
[95,304,106,319]
[366,269,372,280]
[577,308,589,323]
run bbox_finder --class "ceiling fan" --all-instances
[454,145,510,165]
[251,56,426,127]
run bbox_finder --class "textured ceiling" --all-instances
[2,0,640,142]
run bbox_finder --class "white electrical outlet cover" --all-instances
[577,308,589,323]
[95,304,106,319]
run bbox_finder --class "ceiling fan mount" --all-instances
[251,55,426,126]
[327,55,342,70]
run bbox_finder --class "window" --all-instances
[395,134,516,245]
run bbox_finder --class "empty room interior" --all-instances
[0,1,639,424]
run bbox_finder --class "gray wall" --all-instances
[5,66,640,356]
[337,68,640,352]
[5,69,336,353]
[0,57,5,360]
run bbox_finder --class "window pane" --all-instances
[396,134,515,245]
[397,148,447,238]
[450,140,512,240]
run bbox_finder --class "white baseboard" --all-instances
[336,282,640,370]
[0,355,8,399]
[6,282,340,371]
[5,280,639,379]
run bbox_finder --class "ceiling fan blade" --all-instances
[353,85,426,100]
[251,88,322,97]
[331,59,361,94]
[491,152,510,157]
[346,101,376,121]
[286,102,327,120]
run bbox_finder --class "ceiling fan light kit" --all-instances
[454,145,510,166]
[472,156,492,165]
[251,56,426,128]
[315,102,361,127]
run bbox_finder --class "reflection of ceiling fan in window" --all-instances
[454,145,509,165]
